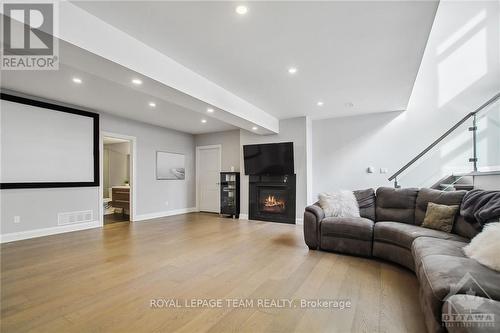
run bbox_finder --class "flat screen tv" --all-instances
[243,142,294,175]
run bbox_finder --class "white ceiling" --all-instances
[73,0,439,119]
[0,40,238,134]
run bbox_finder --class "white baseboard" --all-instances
[0,220,101,244]
[239,214,249,220]
[134,207,198,222]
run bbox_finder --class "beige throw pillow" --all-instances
[421,202,459,233]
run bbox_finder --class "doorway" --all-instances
[196,145,221,213]
[101,133,136,225]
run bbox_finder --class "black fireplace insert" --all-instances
[249,175,296,224]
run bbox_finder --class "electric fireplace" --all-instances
[249,175,296,224]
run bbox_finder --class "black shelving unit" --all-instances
[220,172,240,218]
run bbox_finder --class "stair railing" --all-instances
[389,92,500,188]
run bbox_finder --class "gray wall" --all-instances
[101,113,196,217]
[194,130,240,171]
[1,187,100,234]
[312,0,500,196]
[239,117,308,221]
[195,123,310,222]
[1,98,196,237]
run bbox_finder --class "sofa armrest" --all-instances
[306,204,325,221]
[304,203,324,250]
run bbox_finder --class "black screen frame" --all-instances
[0,93,100,189]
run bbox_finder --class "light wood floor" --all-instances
[1,213,425,333]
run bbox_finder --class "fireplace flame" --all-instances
[264,195,285,208]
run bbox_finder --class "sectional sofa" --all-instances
[304,187,500,333]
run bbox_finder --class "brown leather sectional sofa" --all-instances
[304,187,500,333]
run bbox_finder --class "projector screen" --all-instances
[0,94,99,189]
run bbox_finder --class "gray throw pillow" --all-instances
[421,202,459,233]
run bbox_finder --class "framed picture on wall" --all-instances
[156,151,185,180]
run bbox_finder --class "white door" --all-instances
[197,146,221,213]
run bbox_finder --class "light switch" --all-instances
[380,168,388,174]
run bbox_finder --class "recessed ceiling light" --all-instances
[317,101,324,106]
[252,126,258,131]
[235,5,248,15]
[201,119,207,123]
[131,78,142,85]
[288,67,298,74]
[207,108,214,113]
[148,102,156,108]
[345,102,354,108]
[72,77,82,84]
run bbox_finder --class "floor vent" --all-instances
[58,210,93,226]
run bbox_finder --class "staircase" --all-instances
[431,174,474,191]
[389,92,500,190]
[431,171,500,191]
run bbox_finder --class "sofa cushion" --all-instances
[320,236,373,257]
[372,241,415,271]
[321,217,374,241]
[412,237,468,273]
[415,188,466,226]
[374,221,467,250]
[376,187,419,224]
[354,188,376,221]
[412,237,467,262]
[416,254,500,333]
[443,295,500,333]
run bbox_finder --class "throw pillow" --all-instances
[421,202,459,233]
[318,191,360,218]
[463,222,500,272]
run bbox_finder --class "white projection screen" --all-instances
[0,94,99,189]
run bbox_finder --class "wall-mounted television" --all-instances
[243,142,294,175]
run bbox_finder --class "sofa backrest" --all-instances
[354,188,376,221]
[414,188,466,225]
[413,188,484,239]
[375,187,419,224]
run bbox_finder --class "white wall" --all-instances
[194,130,240,171]
[474,175,500,191]
[1,96,196,241]
[104,142,130,191]
[312,0,500,197]
[239,117,308,222]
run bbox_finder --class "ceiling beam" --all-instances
[55,2,279,134]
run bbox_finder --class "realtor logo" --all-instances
[442,273,495,329]
[1,1,59,70]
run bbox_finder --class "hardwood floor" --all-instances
[104,213,129,225]
[1,213,425,332]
